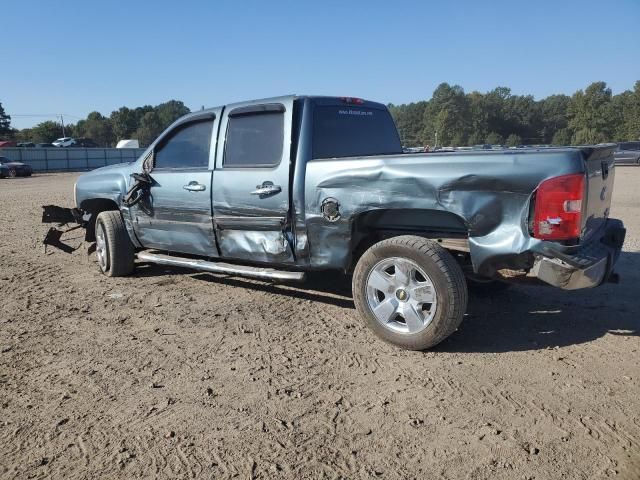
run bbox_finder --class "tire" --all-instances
[8,169,16,178]
[352,235,468,350]
[95,211,135,277]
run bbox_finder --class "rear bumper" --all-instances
[531,219,625,290]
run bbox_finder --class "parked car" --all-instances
[472,144,493,150]
[73,138,98,148]
[35,143,55,148]
[16,142,35,148]
[0,156,32,177]
[43,95,626,351]
[52,137,76,147]
[614,141,640,165]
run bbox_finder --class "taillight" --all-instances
[532,173,585,241]
[340,97,365,105]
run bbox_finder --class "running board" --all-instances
[137,251,306,282]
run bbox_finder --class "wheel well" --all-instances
[349,209,469,271]
[80,198,120,241]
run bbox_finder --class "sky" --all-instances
[3,0,639,129]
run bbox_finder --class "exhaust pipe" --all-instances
[137,251,305,282]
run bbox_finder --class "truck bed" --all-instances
[303,145,617,275]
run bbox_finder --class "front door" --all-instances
[131,114,219,257]
[212,98,295,264]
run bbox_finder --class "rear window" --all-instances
[312,105,402,159]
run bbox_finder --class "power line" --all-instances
[10,113,83,119]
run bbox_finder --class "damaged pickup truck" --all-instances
[43,95,626,350]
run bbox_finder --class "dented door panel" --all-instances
[212,96,296,264]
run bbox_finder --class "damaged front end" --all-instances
[41,171,152,254]
[42,171,153,253]
[41,205,89,253]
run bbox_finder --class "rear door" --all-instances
[131,111,220,257]
[212,97,295,264]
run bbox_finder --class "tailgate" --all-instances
[580,144,616,241]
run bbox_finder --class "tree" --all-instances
[76,112,114,146]
[568,82,615,144]
[388,101,427,146]
[421,83,470,146]
[539,94,571,143]
[617,81,640,141]
[0,102,12,140]
[505,134,522,147]
[155,100,190,128]
[30,121,64,143]
[135,111,164,147]
[110,107,138,141]
[15,128,33,143]
[503,95,542,143]
[485,132,504,145]
[389,80,640,148]
[467,131,485,146]
[552,128,572,146]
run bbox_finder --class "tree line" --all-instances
[388,80,640,147]
[2,80,639,148]
[0,100,191,147]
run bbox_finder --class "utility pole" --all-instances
[435,130,438,148]
[60,114,66,137]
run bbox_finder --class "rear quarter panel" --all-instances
[304,149,585,274]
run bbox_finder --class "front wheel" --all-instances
[352,235,468,350]
[95,211,135,277]
[8,169,16,178]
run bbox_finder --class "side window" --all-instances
[154,120,213,169]
[620,142,640,151]
[224,112,284,167]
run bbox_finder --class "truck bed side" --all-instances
[303,149,588,275]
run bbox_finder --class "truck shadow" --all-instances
[436,250,639,353]
[134,264,355,309]
[135,251,639,353]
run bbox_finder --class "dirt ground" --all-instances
[0,169,638,480]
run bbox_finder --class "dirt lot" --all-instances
[0,170,638,479]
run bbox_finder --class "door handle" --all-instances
[250,182,281,196]
[183,181,206,192]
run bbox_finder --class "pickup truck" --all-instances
[42,95,626,350]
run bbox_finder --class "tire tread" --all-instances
[352,235,468,350]
[96,211,135,277]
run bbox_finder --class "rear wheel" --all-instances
[352,235,468,350]
[95,211,135,277]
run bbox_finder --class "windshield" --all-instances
[312,104,402,159]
